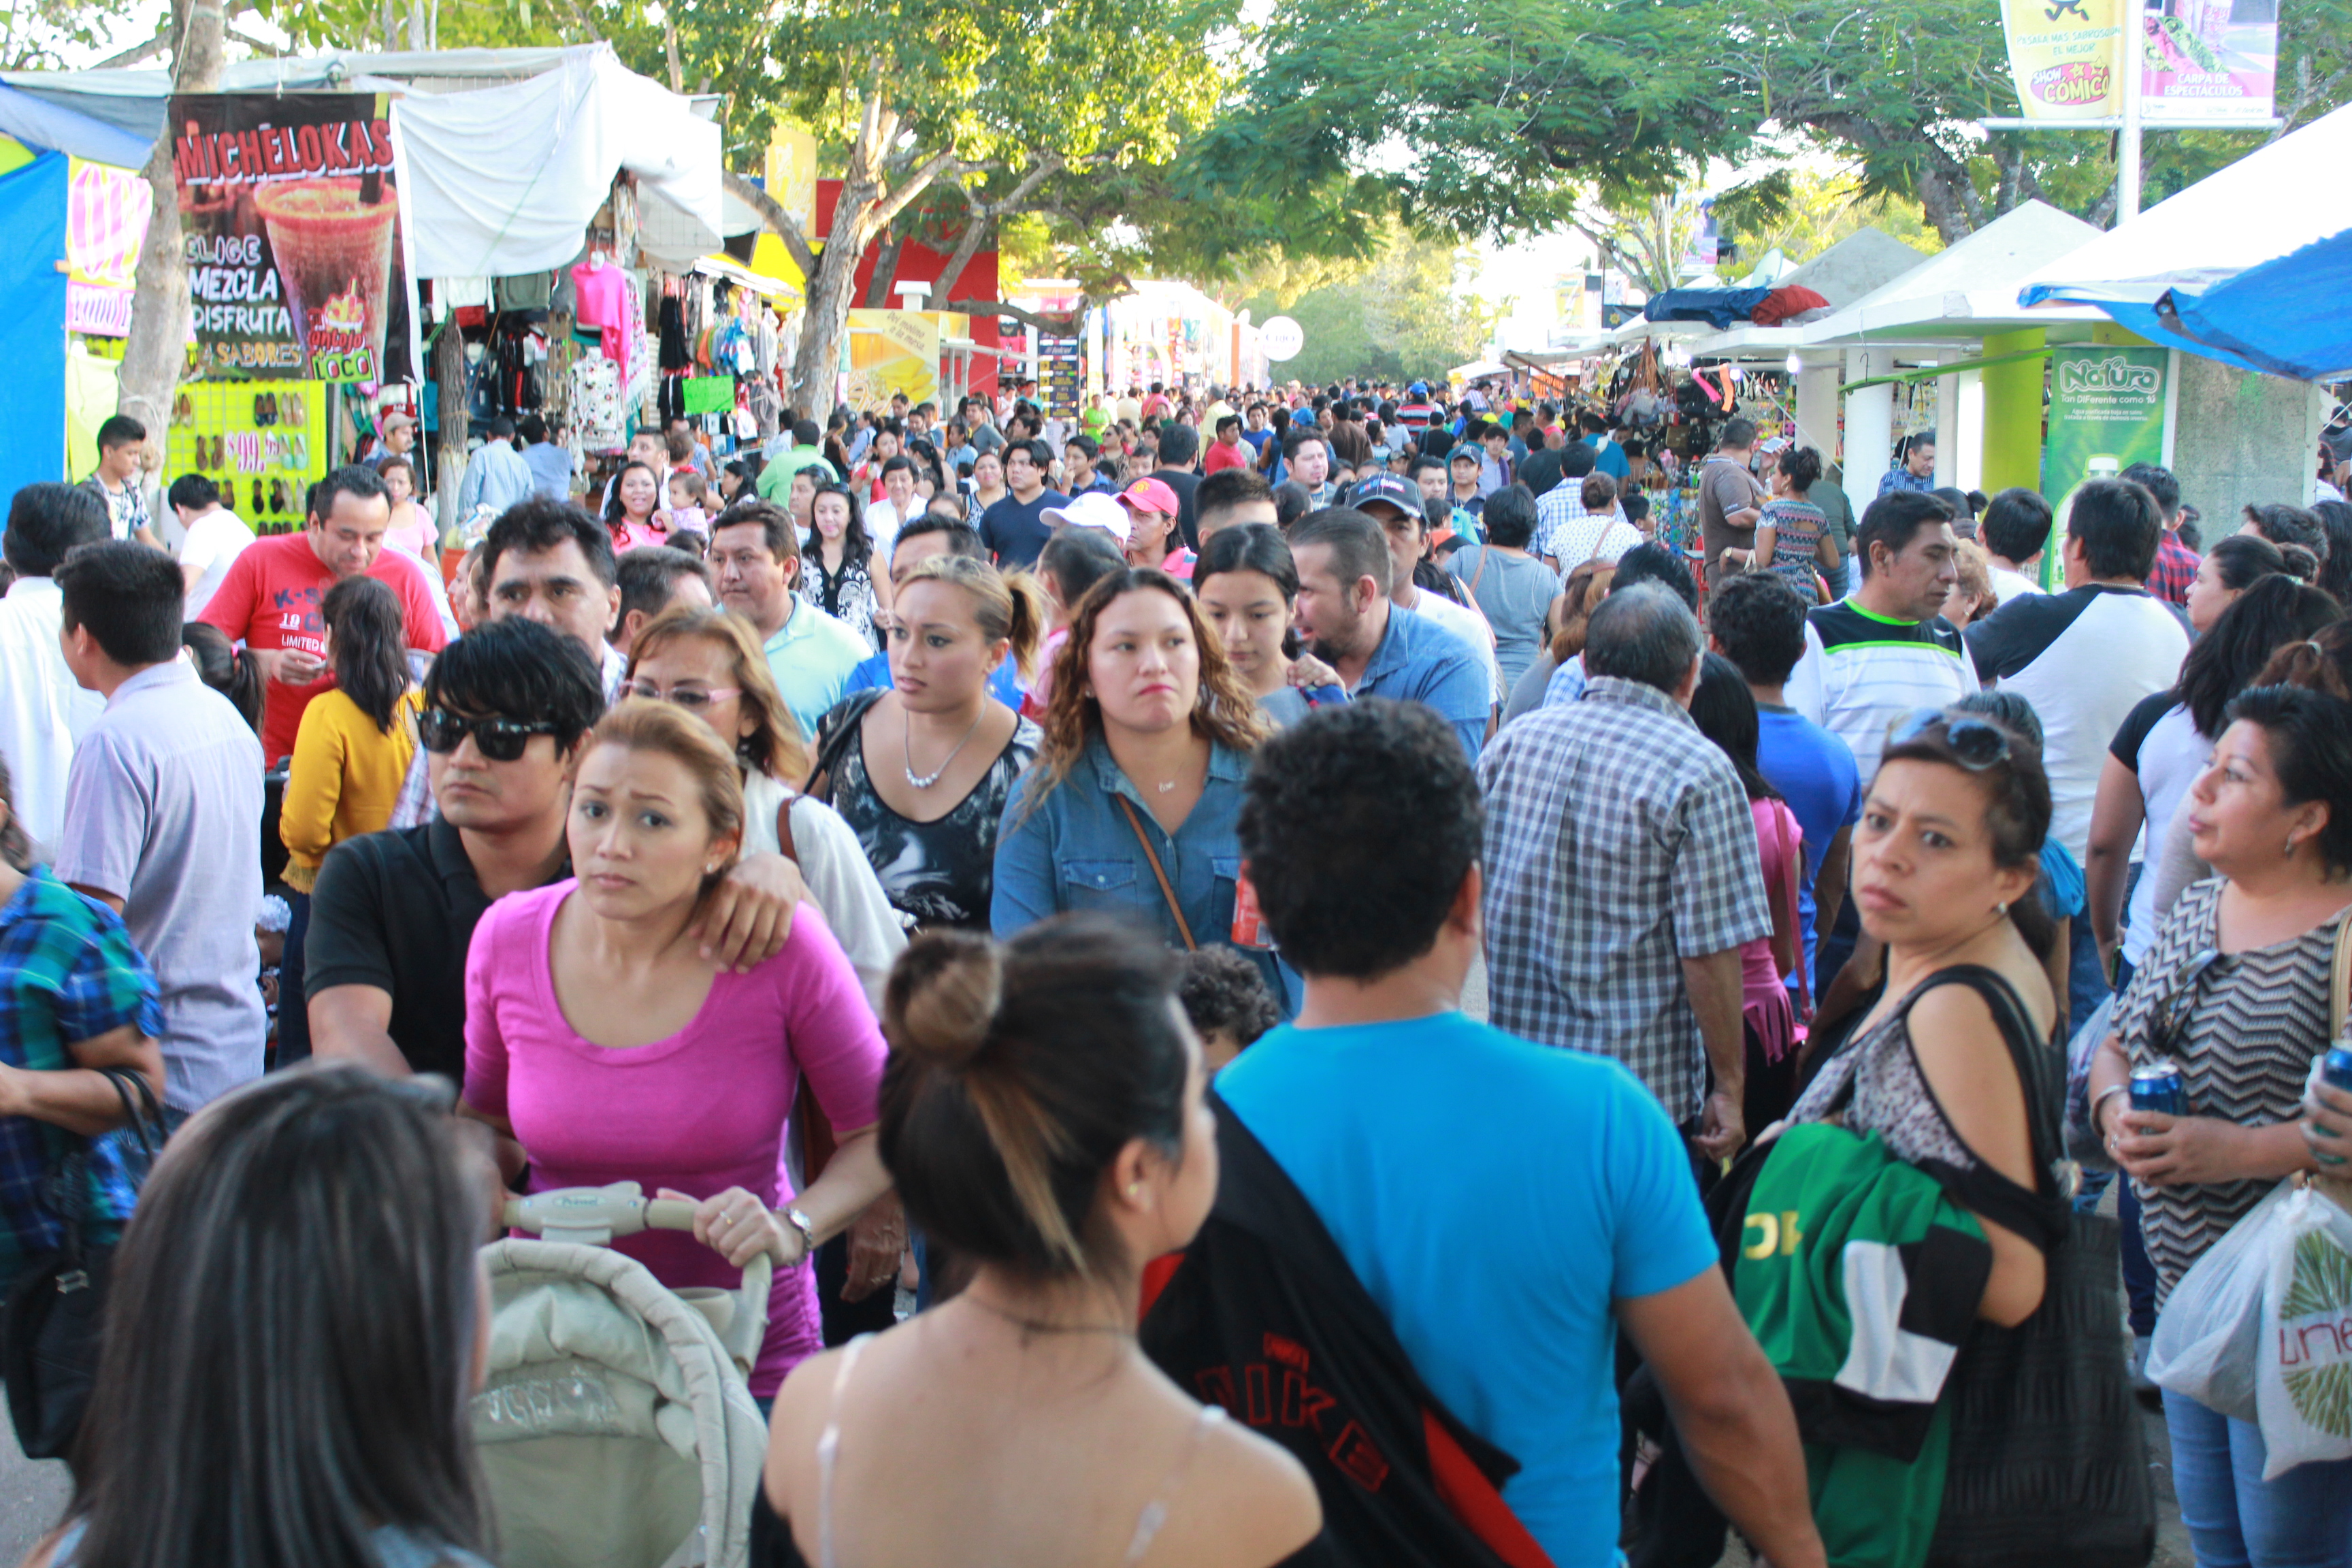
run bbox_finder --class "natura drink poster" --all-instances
[168,92,419,385]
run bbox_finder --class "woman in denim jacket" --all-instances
[992,567,1287,1007]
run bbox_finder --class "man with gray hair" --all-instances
[1480,583,1771,1161]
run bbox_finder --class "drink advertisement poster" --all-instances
[2139,0,2276,123]
[2041,346,2170,587]
[168,93,419,384]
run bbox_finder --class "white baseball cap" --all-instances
[1043,489,1132,545]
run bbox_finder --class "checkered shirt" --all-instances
[2145,529,2198,605]
[0,867,163,1277]
[1478,676,1772,1124]
[1533,485,1637,570]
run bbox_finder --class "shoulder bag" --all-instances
[1922,970,2155,1568]
[3,1066,169,1460]
[1115,795,1196,951]
[800,687,888,805]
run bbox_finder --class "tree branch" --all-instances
[93,29,172,67]
[723,169,816,279]
[947,297,1094,336]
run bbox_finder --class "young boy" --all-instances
[1178,946,1281,1073]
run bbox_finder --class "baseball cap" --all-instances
[1346,472,1422,519]
[381,411,416,431]
[1043,490,1131,544]
[1117,477,1181,517]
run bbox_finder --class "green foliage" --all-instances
[2,0,150,67]
[1731,167,1946,264]
[1235,227,1497,386]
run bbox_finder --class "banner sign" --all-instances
[64,158,150,339]
[167,92,416,383]
[2001,0,2125,119]
[2139,0,2276,124]
[2042,345,2169,587]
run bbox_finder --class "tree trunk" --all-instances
[116,0,225,445]
[862,230,906,308]
[433,316,466,534]
[931,216,991,308]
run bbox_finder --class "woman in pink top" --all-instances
[603,460,672,554]
[463,700,892,1399]
[1690,655,1805,1131]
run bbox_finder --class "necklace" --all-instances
[904,705,988,789]
[962,1291,1137,1340]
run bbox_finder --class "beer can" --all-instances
[1230,870,1276,951]
[2317,1043,2352,1166]
[2130,1060,2189,1119]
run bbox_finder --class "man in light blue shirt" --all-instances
[457,418,537,519]
[518,413,574,500]
[52,542,266,1116]
[1288,508,1490,760]
[1209,699,1825,1568]
[709,500,868,736]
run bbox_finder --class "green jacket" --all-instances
[1737,1122,1992,1568]
[755,446,839,501]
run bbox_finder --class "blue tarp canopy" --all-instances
[1644,287,1771,329]
[2016,101,2352,381]
[0,151,69,508]
[0,80,149,166]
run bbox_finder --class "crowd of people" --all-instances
[0,370,2349,1568]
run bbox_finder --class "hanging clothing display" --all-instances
[570,258,636,395]
[571,354,624,453]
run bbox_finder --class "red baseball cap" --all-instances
[1117,477,1181,517]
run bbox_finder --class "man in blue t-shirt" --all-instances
[975,438,1066,569]
[1708,572,1860,1000]
[1220,699,1826,1568]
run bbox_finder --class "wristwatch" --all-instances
[781,1206,818,1262]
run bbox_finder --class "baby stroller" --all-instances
[474,1183,772,1568]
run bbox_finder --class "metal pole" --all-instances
[2119,0,2146,222]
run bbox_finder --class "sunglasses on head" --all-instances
[418,708,561,762]
[1888,708,2011,771]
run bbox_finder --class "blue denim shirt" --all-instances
[1355,604,1491,761]
[992,736,1289,1009]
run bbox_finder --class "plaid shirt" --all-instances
[1876,466,1936,497]
[1479,676,1772,1124]
[2145,529,2198,605]
[0,867,163,1279]
[1533,484,1636,569]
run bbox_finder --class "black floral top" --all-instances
[817,696,1040,932]
[798,547,881,650]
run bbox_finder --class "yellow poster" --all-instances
[846,310,940,406]
[764,123,819,234]
[2002,0,2125,119]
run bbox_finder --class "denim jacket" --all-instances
[992,736,1288,1007]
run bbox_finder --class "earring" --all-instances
[2286,836,2299,858]
[1125,1181,1143,1199]
[1994,900,2008,916]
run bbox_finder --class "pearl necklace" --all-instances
[904,707,988,789]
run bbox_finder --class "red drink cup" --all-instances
[255,177,395,376]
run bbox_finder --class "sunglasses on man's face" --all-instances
[418,708,560,762]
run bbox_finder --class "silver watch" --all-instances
[781,1206,817,1259]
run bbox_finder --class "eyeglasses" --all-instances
[1887,708,2011,770]
[627,683,741,712]
[418,709,561,762]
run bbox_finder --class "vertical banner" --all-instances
[168,92,415,382]
[2001,0,2125,119]
[845,309,941,405]
[2140,0,2276,123]
[2042,345,2170,586]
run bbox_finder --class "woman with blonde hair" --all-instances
[625,605,904,1006]
[811,555,1046,934]
[992,568,1284,1009]
[463,700,893,1407]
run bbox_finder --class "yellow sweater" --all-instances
[279,687,421,892]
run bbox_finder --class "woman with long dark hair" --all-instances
[2185,533,2296,634]
[1688,652,1803,1130]
[753,919,1320,1568]
[798,482,884,649]
[603,460,670,553]
[992,568,1281,1006]
[37,1066,491,1568]
[1192,524,1346,726]
[179,622,261,737]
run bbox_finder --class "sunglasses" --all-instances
[418,709,561,762]
[1888,708,2011,770]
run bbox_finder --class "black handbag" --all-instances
[1925,973,2155,1568]
[3,1066,167,1460]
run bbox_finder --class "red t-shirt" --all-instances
[1203,439,1250,475]
[199,532,448,764]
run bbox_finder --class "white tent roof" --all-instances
[1801,200,2105,344]
[3,44,721,280]
[2016,99,2352,309]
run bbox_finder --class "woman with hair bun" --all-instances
[1752,444,1836,598]
[755,916,1321,1568]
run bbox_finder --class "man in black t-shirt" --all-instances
[977,439,1066,568]
[306,619,805,1081]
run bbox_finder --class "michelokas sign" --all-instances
[169,92,418,383]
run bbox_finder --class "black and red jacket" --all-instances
[1139,1096,1556,1568]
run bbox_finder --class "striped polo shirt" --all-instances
[1785,600,1980,785]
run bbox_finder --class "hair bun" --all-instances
[885,931,1002,1067]
[2281,543,2321,583]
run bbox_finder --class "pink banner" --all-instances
[65,279,135,337]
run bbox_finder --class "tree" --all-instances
[116,0,225,445]
[1233,227,1497,387]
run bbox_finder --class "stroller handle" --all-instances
[502,1182,774,1375]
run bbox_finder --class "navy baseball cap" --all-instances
[1346,472,1422,519]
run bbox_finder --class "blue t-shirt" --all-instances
[843,649,1025,710]
[1217,1011,1716,1566]
[977,490,1068,569]
[1755,704,1862,989]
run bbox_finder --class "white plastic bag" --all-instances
[2146,1179,2289,1423]
[2256,1180,2352,1479]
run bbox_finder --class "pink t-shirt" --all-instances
[570,261,634,390]
[462,881,886,1395]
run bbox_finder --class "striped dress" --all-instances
[2116,876,2348,1306]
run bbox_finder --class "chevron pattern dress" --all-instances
[2114,875,2348,1308]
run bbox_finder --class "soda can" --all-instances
[2130,1060,2189,1119]
[2316,1043,2352,1166]
[1230,870,1276,951]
